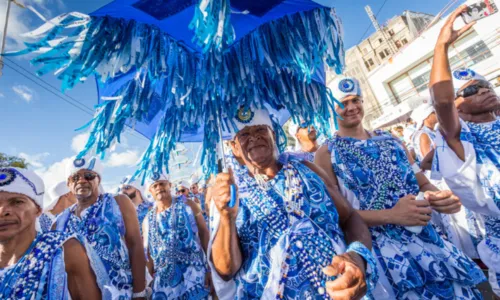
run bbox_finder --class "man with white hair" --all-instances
[315,75,485,298]
[0,167,101,299]
[120,176,153,235]
[410,100,438,162]
[286,120,321,162]
[430,5,500,296]
[210,105,378,299]
[37,181,76,232]
[54,155,147,299]
[143,171,211,298]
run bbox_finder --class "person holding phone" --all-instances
[430,4,500,296]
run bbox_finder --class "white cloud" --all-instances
[35,157,72,206]
[0,92,4,98]
[71,133,90,153]
[19,152,50,169]
[104,150,140,167]
[12,85,35,103]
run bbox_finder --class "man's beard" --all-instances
[126,191,137,199]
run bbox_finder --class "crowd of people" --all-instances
[1,5,500,300]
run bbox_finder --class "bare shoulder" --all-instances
[316,143,331,157]
[113,194,136,213]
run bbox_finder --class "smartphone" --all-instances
[461,0,499,24]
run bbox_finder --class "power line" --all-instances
[357,0,390,45]
[3,59,150,142]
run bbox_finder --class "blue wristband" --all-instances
[346,241,378,294]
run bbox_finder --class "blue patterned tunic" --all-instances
[55,193,133,299]
[38,212,54,232]
[434,118,500,295]
[145,197,209,299]
[136,200,153,235]
[209,159,378,299]
[328,131,485,299]
[0,231,73,300]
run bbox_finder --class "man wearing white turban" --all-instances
[209,105,377,299]
[429,5,500,296]
[53,155,147,299]
[285,120,320,162]
[315,75,485,298]
[0,167,100,299]
[143,171,212,298]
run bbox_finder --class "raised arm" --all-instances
[114,194,147,297]
[430,5,475,143]
[210,170,242,280]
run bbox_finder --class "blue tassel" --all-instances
[8,7,345,179]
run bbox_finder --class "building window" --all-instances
[449,40,493,69]
[388,29,395,36]
[379,38,383,43]
[384,49,390,56]
[395,41,402,49]
[368,58,374,66]
[379,52,386,59]
[364,62,370,70]
[402,38,408,45]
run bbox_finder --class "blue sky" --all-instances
[0,0,461,193]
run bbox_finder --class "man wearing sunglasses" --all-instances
[53,156,147,299]
[120,176,153,236]
[430,5,500,296]
[286,120,321,163]
[142,172,212,298]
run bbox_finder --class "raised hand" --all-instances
[436,5,476,48]
[212,168,239,220]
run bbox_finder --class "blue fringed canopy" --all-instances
[5,0,345,180]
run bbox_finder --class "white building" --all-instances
[369,1,500,128]
[328,11,435,128]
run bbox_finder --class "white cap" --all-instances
[189,175,200,186]
[410,100,435,129]
[66,155,104,180]
[330,76,362,102]
[178,180,189,189]
[45,181,69,212]
[452,68,487,92]
[120,175,145,198]
[230,105,273,138]
[0,167,44,208]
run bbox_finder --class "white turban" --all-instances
[330,76,362,102]
[45,181,69,212]
[145,171,170,193]
[66,155,104,180]
[120,175,145,198]
[452,68,487,92]
[230,105,273,138]
[0,167,44,208]
[411,100,435,130]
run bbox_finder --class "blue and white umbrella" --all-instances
[5,0,345,180]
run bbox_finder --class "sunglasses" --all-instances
[178,189,186,193]
[456,81,493,98]
[122,185,133,190]
[69,172,98,183]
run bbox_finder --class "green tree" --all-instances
[0,153,29,169]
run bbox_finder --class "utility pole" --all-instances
[365,5,397,55]
[0,0,25,78]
